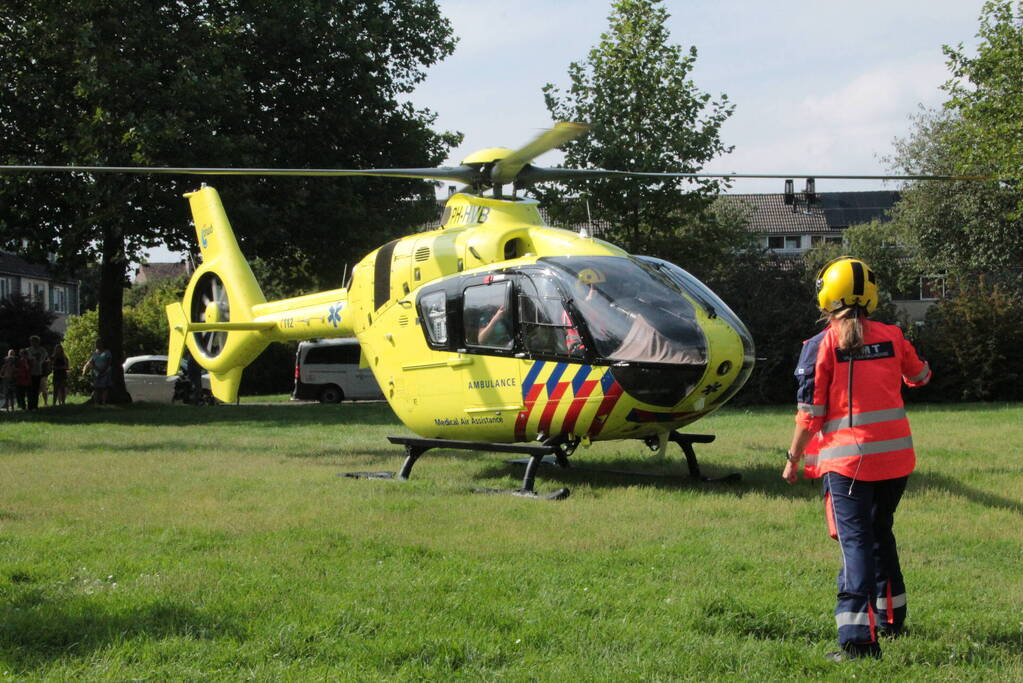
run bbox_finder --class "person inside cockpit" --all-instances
[477,304,512,347]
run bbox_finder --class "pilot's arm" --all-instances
[478,306,508,345]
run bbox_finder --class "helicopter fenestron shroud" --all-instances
[0,123,988,452]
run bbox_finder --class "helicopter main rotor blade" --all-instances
[490,122,589,187]
[0,164,480,184]
[516,166,993,184]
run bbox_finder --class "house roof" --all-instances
[723,191,900,234]
[0,251,57,279]
[725,194,829,234]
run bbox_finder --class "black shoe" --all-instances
[879,626,907,639]
[826,642,882,661]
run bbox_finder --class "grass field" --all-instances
[1,400,1021,681]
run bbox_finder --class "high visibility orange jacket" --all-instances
[795,319,931,480]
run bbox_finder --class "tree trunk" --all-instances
[97,226,133,404]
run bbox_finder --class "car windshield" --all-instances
[536,256,707,365]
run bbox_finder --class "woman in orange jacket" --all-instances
[783,257,931,661]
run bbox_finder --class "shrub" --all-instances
[911,279,1023,401]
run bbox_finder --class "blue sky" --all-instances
[410,0,987,194]
[146,0,987,262]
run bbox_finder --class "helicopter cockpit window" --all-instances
[540,256,707,366]
[463,281,514,350]
[517,275,585,358]
[418,290,448,345]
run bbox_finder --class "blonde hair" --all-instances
[827,307,866,353]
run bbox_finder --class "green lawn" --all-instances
[1,402,1020,680]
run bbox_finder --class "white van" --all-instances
[292,338,384,403]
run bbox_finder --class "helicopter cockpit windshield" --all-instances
[538,256,707,366]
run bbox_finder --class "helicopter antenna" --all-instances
[580,199,593,239]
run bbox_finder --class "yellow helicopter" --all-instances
[152,123,755,498]
[9,122,958,498]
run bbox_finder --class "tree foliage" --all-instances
[0,0,460,399]
[537,0,734,256]
[0,293,59,355]
[943,0,1023,217]
[884,2,1023,286]
[886,109,1023,286]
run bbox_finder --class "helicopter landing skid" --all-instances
[342,436,571,499]
[506,432,741,484]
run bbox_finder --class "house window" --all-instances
[767,235,802,250]
[920,276,945,301]
[0,277,12,300]
[811,235,844,247]
[23,279,46,305]
[52,285,70,314]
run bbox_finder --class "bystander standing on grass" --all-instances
[1,348,16,411]
[81,339,112,405]
[26,334,48,411]
[14,348,31,410]
[50,342,70,406]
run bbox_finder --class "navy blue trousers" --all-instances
[823,472,908,647]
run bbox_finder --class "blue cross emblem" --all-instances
[327,303,344,327]
[701,382,722,396]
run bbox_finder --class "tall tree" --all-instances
[0,0,459,401]
[943,0,1023,218]
[886,109,1022,286]
[537,0,734,256]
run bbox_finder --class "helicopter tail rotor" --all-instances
[165,186,274,402]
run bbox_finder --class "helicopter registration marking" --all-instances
[447,205,490,226]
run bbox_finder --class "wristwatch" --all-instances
[785,451,801,464]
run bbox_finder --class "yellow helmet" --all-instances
[816,257,878,314]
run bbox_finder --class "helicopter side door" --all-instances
[458,277,525,430]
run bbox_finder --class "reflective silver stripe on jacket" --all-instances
[876,593,907,610]
[822,407,907,435]
[798,402,826,416]
[907,363,931,383]
[836,611,872,627]
[818,436,914,462]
